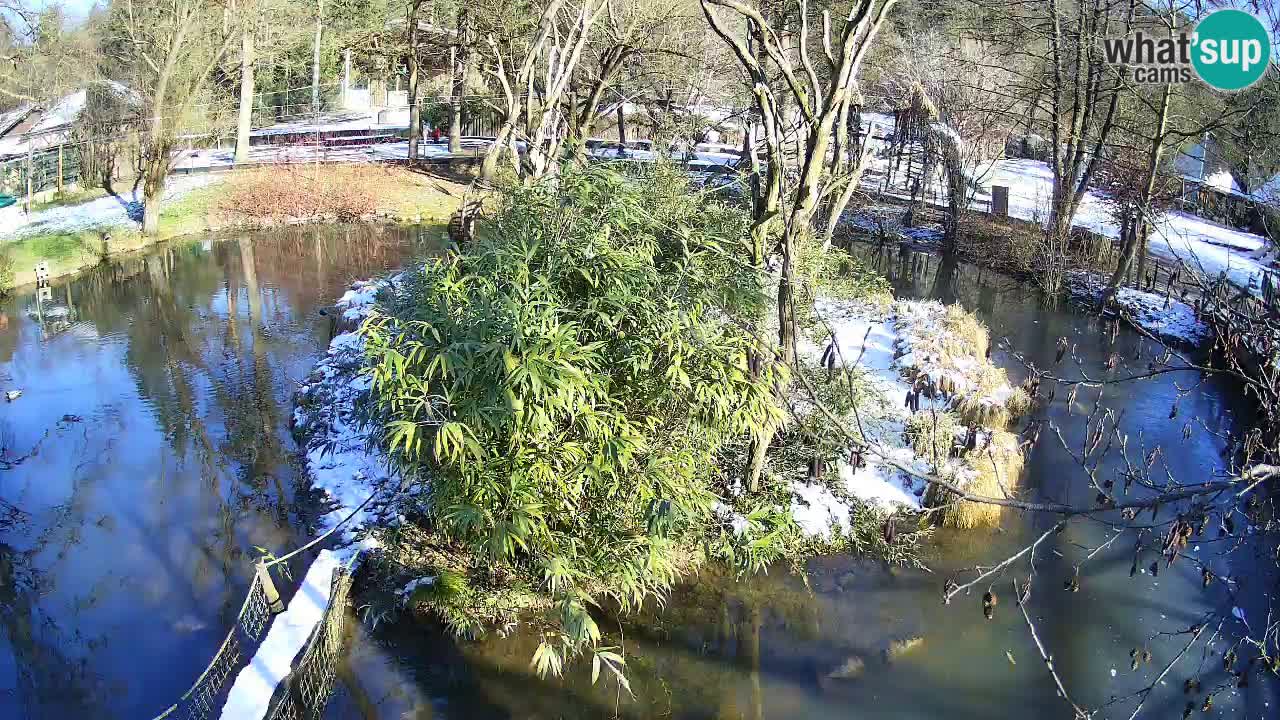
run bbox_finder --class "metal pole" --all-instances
[25,146,32,211]
[257,560,285,614]
[57,145,64,195]
[342,48,351,109]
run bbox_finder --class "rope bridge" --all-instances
[265,566,355,720]
[149,558,355,720]
[151,572,275,720]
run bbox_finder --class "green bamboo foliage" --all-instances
[362,166,784,675]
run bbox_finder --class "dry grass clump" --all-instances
[904,410,962,469]
[1004,386,1033,417]
[929,429,1024,529]
[952,364,1033,429]
[939,304,990,361]
[898,302,1033,429]
[953,395,1010,430]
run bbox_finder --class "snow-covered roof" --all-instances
[0,82,138,160]
[30,90,88,134]
[0,104,34,135]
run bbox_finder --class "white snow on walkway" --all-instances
[218,549,344,720]
[171,138,492,172]
[0,174,218,240]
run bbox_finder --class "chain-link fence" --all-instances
[264,565,354,720]
[151,571,276,720]
[0,147,80,198]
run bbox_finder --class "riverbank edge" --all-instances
[0,167,467,292]
[844,225,1214,352]
[288,259,1038,650]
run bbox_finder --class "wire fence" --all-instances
[264,564,356,720]
[151,571,276,720]
[0,146,79,197]
[147,556,357,720]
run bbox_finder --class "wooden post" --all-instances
[991,185,1009,218]
[57,146,64,194]
[257,560,286,614]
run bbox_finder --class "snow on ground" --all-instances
[982,159,1273,293]
[0,174,218,240]
[788,300,924,537]
[291,278,404,548]
[852,115,1274,293]
[171,138,491,171]
[220,278,405,720]
[1067,271,1210,347]
[789,298,1025,538]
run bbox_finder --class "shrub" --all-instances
[362,166,782,675]
[0,249,12,293]
[219,166,377,223]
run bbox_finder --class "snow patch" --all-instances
[218,277,405,720]
[1067,271,1210,347]
[789,298,1026,538]
[0,174,218,239]
[981,159,1273,295]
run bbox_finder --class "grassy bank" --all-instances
[0,165,468,291]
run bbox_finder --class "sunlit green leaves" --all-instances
[361,165,780,680]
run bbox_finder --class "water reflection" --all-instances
[328,244,1277,719]
[0,223,441,718]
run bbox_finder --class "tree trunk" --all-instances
[141,149,168,235]
[616,103,626,145]
[1134,223,1150,288]
[941,147,966,255]
[1105,82,1171,299]
[448,13,468,154]
[480,121,515,182]
[234,24,255,164]
[311,0,324,114]
[407,0,422,161]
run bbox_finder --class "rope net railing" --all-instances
[151,571,275,720]
[149,557,356,720]
[264,565,355,720]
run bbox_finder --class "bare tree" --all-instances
[234,0,257,164]
[702,0,897,490]
[448,4,471,153]
[477,0,608,182]
[565,0,692,150]
[0,2,96,105]
[104,0,234,234]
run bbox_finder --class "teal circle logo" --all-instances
[1192,9,1271,91]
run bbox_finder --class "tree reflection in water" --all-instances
[0,223,443,718]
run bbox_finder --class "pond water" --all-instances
[0,224,442,719]
[326,244,1277,720]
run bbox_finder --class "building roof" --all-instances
[0,82,138,160]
